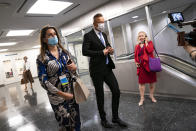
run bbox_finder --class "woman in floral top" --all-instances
[36,26,81,131]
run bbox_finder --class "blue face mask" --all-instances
[48,36,58,46]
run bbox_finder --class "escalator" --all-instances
[116,52,196,79]
[159,53,196,79]
[114,53,196,99]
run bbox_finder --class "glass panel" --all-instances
[68,43,76,57]
[150,1,196,66]
[109,7,147,59]
[112,25,126,57]
[84,26,93,34]
[74,44,89,73]
[66,31,89,74]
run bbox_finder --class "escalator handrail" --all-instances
[116,53,195,78]
[158,53,196,79]
[118,53,196,79]
[159,53,196,68]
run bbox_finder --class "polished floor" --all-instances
[0,78,196,131]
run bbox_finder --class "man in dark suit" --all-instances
[82,13,127,128]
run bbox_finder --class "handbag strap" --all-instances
[153,46,159,58]
[137,42,160,62]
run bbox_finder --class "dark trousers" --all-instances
[90,67,120,121]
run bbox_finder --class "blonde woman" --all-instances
[134,31,157,106]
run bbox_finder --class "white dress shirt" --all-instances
[93,27,106,47]
[24,61,30,71]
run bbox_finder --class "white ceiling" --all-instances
[110,0,196,28]
[0,0,111,52]
[0,0,195,52]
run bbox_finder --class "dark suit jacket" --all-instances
[82,29,115,74]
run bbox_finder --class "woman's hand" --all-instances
[64,92,73,100]
[58,91,73,100]
[66,60,77,71]
[145,37,148,46]
[136,62,140,68]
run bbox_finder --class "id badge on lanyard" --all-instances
[59,75,69,86]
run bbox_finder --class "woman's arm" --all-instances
[145,41,154,54]
[134,44,140,67]
[57,91,73,100]
[36,57,73,100]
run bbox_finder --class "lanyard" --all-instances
[48,50,69,75]
[55,58,63,75]
[50,53,64,75]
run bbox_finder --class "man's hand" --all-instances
[103,48,110,55]
[108,47,114,55]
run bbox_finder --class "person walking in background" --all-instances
[23,56,34,92]
[82,13,127,128]
[36,26,81,131]
[134,31,157,106]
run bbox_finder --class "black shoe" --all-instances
[112,118,128,128]
[101,120,113,128]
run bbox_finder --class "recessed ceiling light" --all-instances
[32,45,41,49]
[27,0,73,14]
[132,16,139,19]
[0,49,8,52]
[0,42,17,46]
[0,2,10,7]
[162,11,167,14]
[7,30,34,36]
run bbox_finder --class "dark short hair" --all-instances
[93,13,103,21]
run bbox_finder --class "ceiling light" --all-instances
[7,30,34,36]
[132,16,139,19]
[0,42,17,46]
[32,45,41,49]
[162,11,167,14]
[0,49,8,52]
[0,2,10,7]
[27,0,73,14]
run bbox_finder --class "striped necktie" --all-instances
[98,32,109,64]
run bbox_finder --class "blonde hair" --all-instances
[137,31,148,44]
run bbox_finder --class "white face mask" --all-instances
[97,23,105,32]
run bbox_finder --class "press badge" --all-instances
[59,75,69,86]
